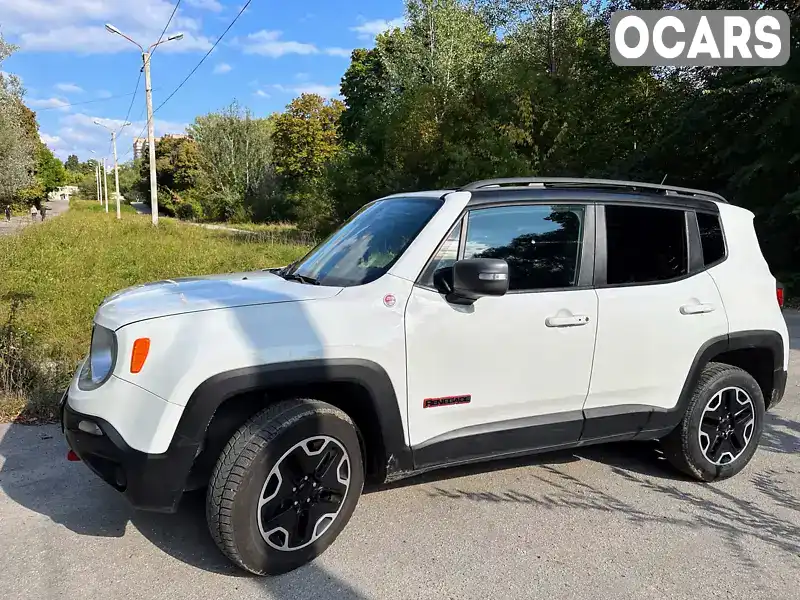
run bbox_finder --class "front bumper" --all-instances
[61,395,198,513]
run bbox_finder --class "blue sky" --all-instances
[0,0,405,162]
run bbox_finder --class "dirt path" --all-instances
[0,197,70,236]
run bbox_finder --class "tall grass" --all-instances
[0,201,309,421]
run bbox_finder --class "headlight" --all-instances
[78,325,118,391]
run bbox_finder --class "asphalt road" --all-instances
[0,197,70,236]
[1,321,798,600]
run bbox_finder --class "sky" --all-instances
[0,0,406,163]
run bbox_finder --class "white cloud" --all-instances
[28,97,71,111]
[45,112,188,161]
[254,90,270,99]
[55,82,83,93]
[0,0,210,54]
[273,83,340,98]
[239,30,318,58]
[324,47,351,58]
[351,17,404,40]
[213,62,232,74]
[97,90,113,98]
[40,133,62,146]
[186,0,223,11]
[19,27,212,54]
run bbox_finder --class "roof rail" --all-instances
[458,177,727,203]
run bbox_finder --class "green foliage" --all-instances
[64,154,81,172]
[116,159,144,203]
[188,101,274,221]
[16,142,67,204]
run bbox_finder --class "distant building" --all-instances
[132,137,146,160]
[133,133,190,160]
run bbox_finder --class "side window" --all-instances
[605,205,687,285]
[697,211,725,266]
[464,205,585,291]
[418,221,462,288]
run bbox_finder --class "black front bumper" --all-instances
[61,396,199,513]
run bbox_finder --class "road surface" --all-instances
[0,197,70,236]
[0,316,798,600]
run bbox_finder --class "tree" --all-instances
[138,135,201,216]
[64,154,81,172]
[188,101,274,221]
[270,94,345,229]
[0,34,36,205]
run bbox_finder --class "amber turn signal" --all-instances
[130,338,151,373]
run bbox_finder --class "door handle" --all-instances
[680,303,715,315]
[545,315,590,328]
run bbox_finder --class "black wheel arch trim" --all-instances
[174,358,414,484]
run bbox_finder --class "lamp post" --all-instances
[94,119,130,219]
[104,23,183,226]
[102,158,109,213]
[89,150,100,204]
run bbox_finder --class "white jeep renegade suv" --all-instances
[61,177,789,575]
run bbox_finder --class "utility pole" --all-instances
[103,158,109,212]
[90,151,100,203]
[94,120,128,220]
[104,24,183,226]
[143,51,158,226]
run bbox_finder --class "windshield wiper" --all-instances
[282,272,321,285]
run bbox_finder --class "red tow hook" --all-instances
[67,450,80,462]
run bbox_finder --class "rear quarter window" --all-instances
[697,212,726,266]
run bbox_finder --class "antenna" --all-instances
[660,174,668,185]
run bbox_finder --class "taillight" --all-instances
[777,284,785,308]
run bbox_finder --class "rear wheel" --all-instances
[662,362,765,482]
[206,399,364,575]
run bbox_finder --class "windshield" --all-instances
[285,196,443,287]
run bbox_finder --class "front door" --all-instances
[404,202,599,468]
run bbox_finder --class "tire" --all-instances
[662,362,765,482]
[206,399,364,576]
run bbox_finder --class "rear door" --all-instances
[583,203,729,439]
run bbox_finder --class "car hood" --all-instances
[94,270,342,330]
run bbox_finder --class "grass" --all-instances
[0,200,309,423]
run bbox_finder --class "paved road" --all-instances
[0,323,798,599]
[0,197,70,236]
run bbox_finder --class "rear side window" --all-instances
[605,205,688,285]
[697,211,725,266]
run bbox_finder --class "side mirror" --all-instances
[446,258,509,305]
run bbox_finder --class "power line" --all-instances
[154,0,254,114]
[35,91,138,111]
[116,71,142,135]
[149,0,182,61]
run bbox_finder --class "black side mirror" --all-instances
[446,258,509,305]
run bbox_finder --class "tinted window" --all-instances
[419,220,461,288]
[463,205,585,291]
[605,205,687,285]
[288,197,442,287]
[697,211,725,265]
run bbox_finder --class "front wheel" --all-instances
[662,362,765,482]
[206,399,364,575]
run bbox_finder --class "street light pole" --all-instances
[94,120,129,220]
[104,24,183,226]
[103,158,109,212]
[89,150,100,203]
[143,51,158,225]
